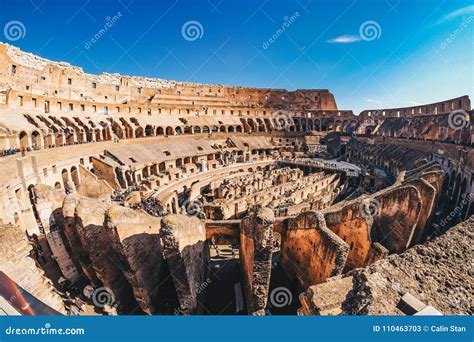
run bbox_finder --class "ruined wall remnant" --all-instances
[160,214,209,315]
[298,276,353,315]
[298,216,474,315]
[282,211,349,289]
[106,205,163,315]
[61,195,138,311]
[239,207,275,315]
[370,186,422,253]
[33,185,82,283]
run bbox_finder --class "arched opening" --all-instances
[166,126,174,135]
[202,126,210,134]
[71,166,80,188]
[54,182,62,189]
[145,125,154,137]
[235,126,242,133]
[19,131,29,148]
[157,127,165,135]
[61,169,70,189]
[175,127,183,135]
[228,126,235,133]
[193,126,202,134]
[219,126,226,133]
[31,131,42,149]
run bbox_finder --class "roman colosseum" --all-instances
[0,42,472,316]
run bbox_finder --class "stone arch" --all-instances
[61,168,70,189]
[19,131,29,148]
[31,130,42,149]
[145,125,154,137]
[202,126,210,134]
[71,166,80,188]
[166,126,174,135]
[193,126,201,134]
[157,127,165,135]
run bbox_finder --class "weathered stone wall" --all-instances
[239,207,274,315]
[282,211,349,289]
[299,216,473,315]
[106,205,163,314]
[160,214,209,315]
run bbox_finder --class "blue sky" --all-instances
[1,0,473,113]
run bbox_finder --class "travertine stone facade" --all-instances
[0,43,471,316]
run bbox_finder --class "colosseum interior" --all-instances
[0,42,472,316]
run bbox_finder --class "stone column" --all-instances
[239,207,274,315]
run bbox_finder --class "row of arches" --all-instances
[240,117,359,133]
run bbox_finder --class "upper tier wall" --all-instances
[359,95,471,122]
[0,43,337,112]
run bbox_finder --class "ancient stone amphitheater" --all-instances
[0,43,472,316]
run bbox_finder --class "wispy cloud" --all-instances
[436,5,474,25]
[365,98,382,104]
[327,35,361,44]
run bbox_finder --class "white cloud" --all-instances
[327,35,361,44]
[437,5,474,25]
[365,98,383,104]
